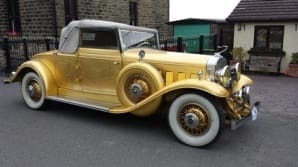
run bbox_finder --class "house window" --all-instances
[7,0,21,35]
[64,0,77,25]
[254,26,284,50]
[129,2,138,26]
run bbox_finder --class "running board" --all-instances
[46,96,110,113]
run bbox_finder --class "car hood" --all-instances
[122,48,210,67]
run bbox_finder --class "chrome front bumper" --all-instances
[231,102,260,130]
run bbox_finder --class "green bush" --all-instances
[291,53,298,64]
[230,47,247,62]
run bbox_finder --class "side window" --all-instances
[80,29,118,49]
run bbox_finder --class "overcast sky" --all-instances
[170,0,241,21]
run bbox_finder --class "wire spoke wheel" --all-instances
[168,94,224,147]
[125,74,151,103]
[178,104,210,136]
[115,63,164,116]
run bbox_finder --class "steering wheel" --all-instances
[137,41,151,47]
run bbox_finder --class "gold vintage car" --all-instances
[5,20,258,147]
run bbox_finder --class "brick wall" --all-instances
[139,0,169,38]
[55,1,66,37]
[0,50,6,72]
[0,0,7,71]
[76,0,170,38]
[0,0,170,71]
[77,0,106,20]
[0,0,169,38]
[19,0,54,36]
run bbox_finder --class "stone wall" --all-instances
[55,1,66,37]
[0,0,8,37]
[0,0,170,38]
[0,0,170,71]
[0,50,6,73]
[19,0,54,36]
[138,0,170,38]
[77,0,107,20]
[76,0,170,38]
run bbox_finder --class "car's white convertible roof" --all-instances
[58,19,158,54]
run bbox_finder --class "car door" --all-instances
[77,28,122,100]
[54,53,79,90]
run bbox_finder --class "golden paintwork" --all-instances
[6,47,252,118]
[9,54,58,97]
[3,20,259,147]
[232,75,253,94]
[5,23,254,122]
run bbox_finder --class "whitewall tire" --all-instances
[168,93,224,147]
[21,72,46,109]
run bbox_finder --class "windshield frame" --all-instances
[118,28,160,52]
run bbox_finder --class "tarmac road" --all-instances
[0,74,297,167]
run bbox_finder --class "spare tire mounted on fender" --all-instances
[116,63,164,116]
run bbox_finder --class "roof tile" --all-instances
[227,0,298,22]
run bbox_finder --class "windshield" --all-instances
[120,29,159,50]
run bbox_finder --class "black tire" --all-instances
[168,93,224,147]
[21,72,46,109]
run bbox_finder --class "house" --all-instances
[227,0,298,73]
[0,0,170,38]
[167,18,234,55]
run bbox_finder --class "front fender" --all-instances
[232,75,253,94]
[110,79,229,114]
[159,79,229,98]
[5,59,57,97]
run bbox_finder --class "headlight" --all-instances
[206,56,227,81]
[215,65,231,87]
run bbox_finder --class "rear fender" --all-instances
[7,60,57,96]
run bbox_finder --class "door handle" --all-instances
[113,61,120,65]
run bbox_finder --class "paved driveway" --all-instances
[249,74,298,116]
[0,74,297,167]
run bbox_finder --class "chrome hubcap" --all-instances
[26,80,41,102]
[130,83,143,98]
[178,104,210,136]
[184,113,199,129]
[125,74,151,103]
[28,85,35,97]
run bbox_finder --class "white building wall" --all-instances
[233,22,298,72]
